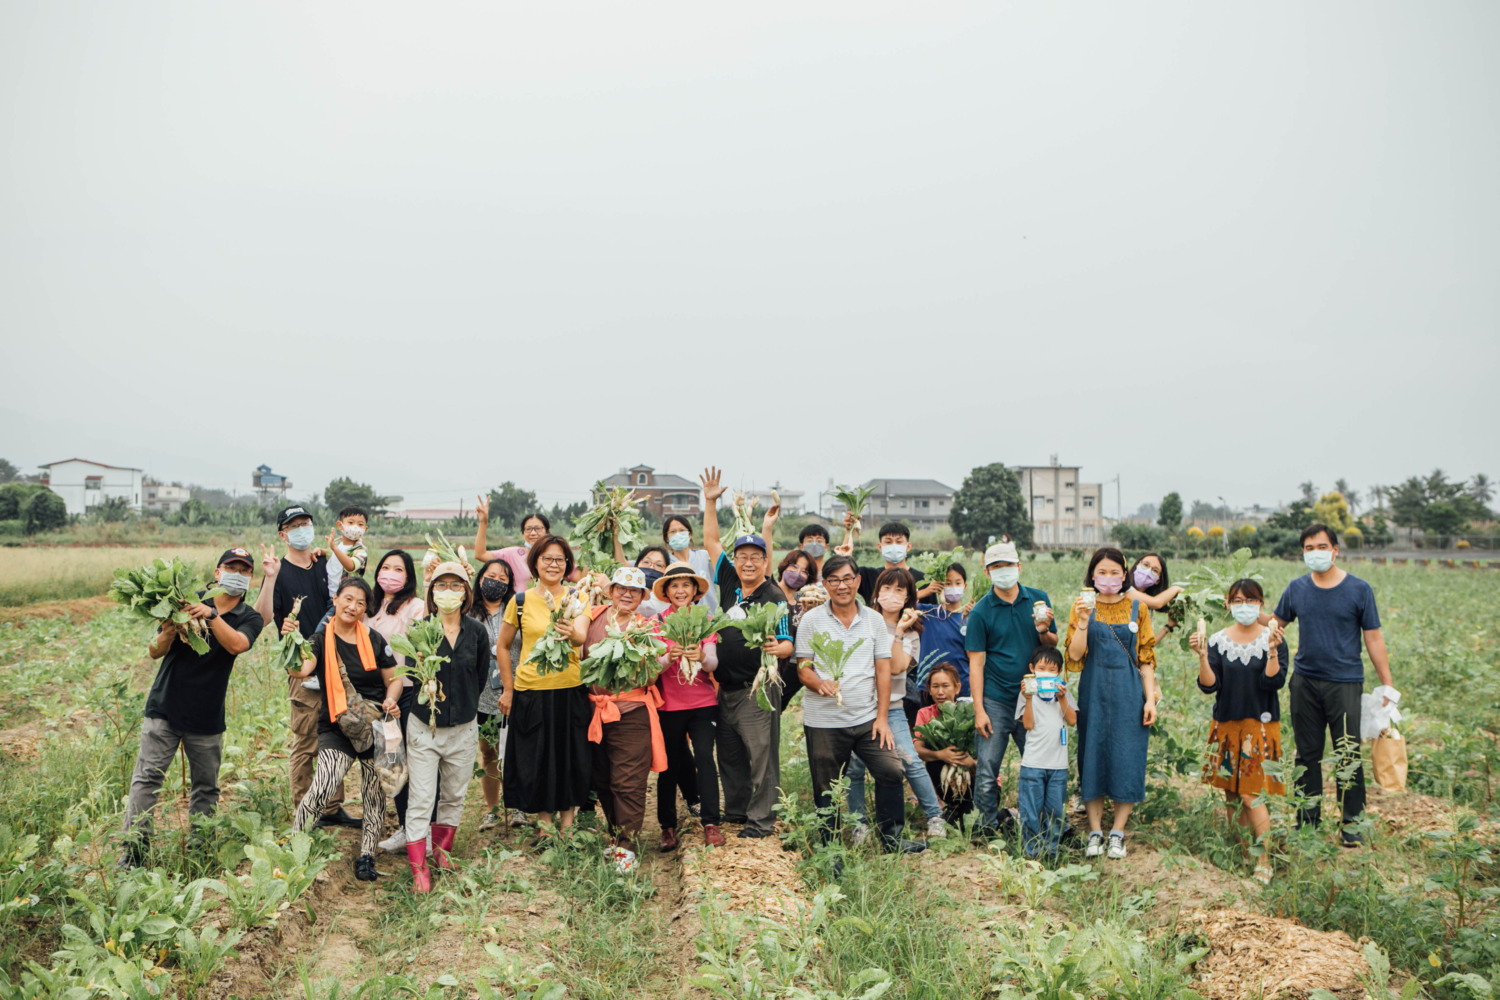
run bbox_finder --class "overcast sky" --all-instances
[2,2,1496,518]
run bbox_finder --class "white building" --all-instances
[39,458,144,516]
[828,478,956,532]
[1012,459,1104,546]
[143,480,190,515]
[746,482,806,516]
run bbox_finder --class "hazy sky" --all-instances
[3,2,1496,518]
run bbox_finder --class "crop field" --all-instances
[0,554,1496,999]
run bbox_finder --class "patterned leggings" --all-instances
[292,748,385,857]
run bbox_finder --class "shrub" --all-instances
[0,520,22,538]
[0,483,46,520]
[22,490,68,535]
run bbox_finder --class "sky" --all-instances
[2,2,1497,519]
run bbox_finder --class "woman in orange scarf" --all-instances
[291,578,400,882]
[583,566,667,871]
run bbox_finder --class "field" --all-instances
[0,546,228,607]
[1,553,1497,999]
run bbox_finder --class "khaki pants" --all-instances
[405,715,479,842]
[289,677,343,816]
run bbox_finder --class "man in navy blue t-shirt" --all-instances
[1271,523,1394,845]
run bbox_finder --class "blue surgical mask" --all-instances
[218,571,251,596]
[803,542,826,559]
[667,531,691,552]
[1303,550,1334,573]
[989,567,1020,590]
[1229,602,1261,626]
[881,544,908,564]
[286,525,315,550]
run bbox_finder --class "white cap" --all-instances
[983,539,1020,565]
[611,566,648,591]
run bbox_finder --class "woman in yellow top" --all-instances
[497,534,591,832]
[1065,546,1160,860]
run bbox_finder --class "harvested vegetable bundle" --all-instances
[1171,547,1263,649]
[421,531,470,585]
[109,557,226,655]
[580,618,667,694]
[809,632,865,708]
[724,601,788,711]
[914,700,977,797]
[831,484,876,547]
[571,482,646,573]
[525,587,587,675]
[274,597,316,674]
[658,605,733,683]
[389,617,452,716]
[909,547,966,586]
[796,581,829,612]
[727,491,760,540]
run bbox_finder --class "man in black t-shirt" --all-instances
[835,518,931,604]
[121,549,264,867]
[253,504,358,827]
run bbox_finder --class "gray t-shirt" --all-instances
[476,608,523,719]
[795,603,891,729]
[1015,684,1074,771]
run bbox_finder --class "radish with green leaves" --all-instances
[808,632,865,708]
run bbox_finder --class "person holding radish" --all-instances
[289,577,401,883]
[917,560,973,697]
[835,517,934,604]
[913,664,976,825]
[795,555,926,855]
[473,498,552,591]
[1065,547,1160,860]
[402,561,491,892]
[844,567,947,841]
[496,535,592,836]
[652,563,724,851]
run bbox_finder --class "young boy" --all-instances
[1015,646,1076,857]
[325,505,370,598]
[913,663,976,825]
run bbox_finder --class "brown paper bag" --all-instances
[1372,730,1407,792]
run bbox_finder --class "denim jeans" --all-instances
[847,705,943,821]
[975,695,1027,828]
[1017,766,1067,856]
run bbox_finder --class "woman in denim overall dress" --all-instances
[1065,548,1159,860]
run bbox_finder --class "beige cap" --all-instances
[983,539,1020,565]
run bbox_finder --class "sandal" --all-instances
[1252,862,1273,885]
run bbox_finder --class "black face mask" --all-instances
[639,567,665,588]
[479,578,511,602]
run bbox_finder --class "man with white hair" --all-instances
[965,538,1058,834]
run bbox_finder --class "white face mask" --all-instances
[989,566,1019,590]
[880,544,908,564]
[341,523,366,542]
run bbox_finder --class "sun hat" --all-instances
[983,539,1020,566]
[611,566,649,592]
[652,563,712,603]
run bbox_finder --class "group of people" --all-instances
[118,464,1397,889]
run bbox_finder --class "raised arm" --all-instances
[252,543,279,626]
[473,495,497,561]
[701,467,725,564]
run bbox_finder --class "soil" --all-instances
[0,595,114,624]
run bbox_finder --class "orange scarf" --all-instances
[325,623,378,722]
[588,686,667,773]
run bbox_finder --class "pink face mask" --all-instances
[1094,575,1124,596]
[377,569,407,593]
[1133,567,1158,589]
[878,592,906,613]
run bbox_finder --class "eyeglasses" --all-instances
[825,575,858,588]
[523,525,546,535]
[432,581,466,592]
[538,555,568,566]
[734,552,765,563]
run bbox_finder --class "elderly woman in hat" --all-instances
[403,559,493,892]
[651,563,725,851]
[582,566,668,870]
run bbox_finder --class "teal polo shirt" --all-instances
[963,583,1056,706]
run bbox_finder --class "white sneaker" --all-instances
[478,811,500,832]
[507,809,528,828]
[851,822,871,847]
[1085,832,1104,857]
[1107,833,1127,860]
[605,846,637,873]
[926,816,948,840]
[378,829,408,854]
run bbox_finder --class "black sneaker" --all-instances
[1340,829,1365,849]
[355,854,379,881]
[890,839,928,855]
[117,840,148,871]
[737,827,772,839]
[317,808,362,829]
[688,802,702,819]
[723,814,749,825]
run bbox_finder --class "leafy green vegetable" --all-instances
[659,605,733,684]
[273,596,315,674]
[580,617,667,694]
[724,601,788,711]
[389,617,452,714]
[727,492,760,541]
[108,557,226,655]
[914,700,977,797]
[425,530,468,569]
[1171,547,1263,649]
[809,632,865,708]
[524,587,587,676]
[909,547,966,586]
[571,482,646,573]
[831,484,876,547]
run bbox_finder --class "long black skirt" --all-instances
[502,686,593,814]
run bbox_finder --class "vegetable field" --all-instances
[0,556,1497,998]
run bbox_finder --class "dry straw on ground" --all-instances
[1181,908,1369,1000]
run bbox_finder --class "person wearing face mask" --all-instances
[473,497,553,592]
[120,549,265,868]
[255,506,357,828]
[324,505,370,604]
[365,550,440,853]
[467,559,525,834]
[1066,547,1160,860]
[916,559,974,698]
[1189,579,1288,884]
[797,524,832,578]
[662,515,720,612]
[1124,553,1186,646]
[1270,524,1393,846]
[965,538,1057,835]
[835,518,931,605]
[634,546,673,617]
[403,561,492,892]
[773,549,818,712]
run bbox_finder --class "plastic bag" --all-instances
[1372,729,1408,792]
[372,718,408,798]
[1360,685,1403,740]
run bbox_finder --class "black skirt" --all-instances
[502,686,593,813]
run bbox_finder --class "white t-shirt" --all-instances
[1015,683,1073,771]
[794,603,891,729]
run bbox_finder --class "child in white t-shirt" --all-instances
[1014,646,1077,857]
[305,506,371,691]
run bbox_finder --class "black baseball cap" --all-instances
[277,505,313,529]
[218,547,254,569]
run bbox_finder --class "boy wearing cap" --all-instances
[700,467,794,839]
[121,549,264,867]
[965,538,1057,834]
[254,505,357,828]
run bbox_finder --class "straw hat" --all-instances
[652,562,712,603]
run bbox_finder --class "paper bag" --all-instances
[1372,729,1407,792]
